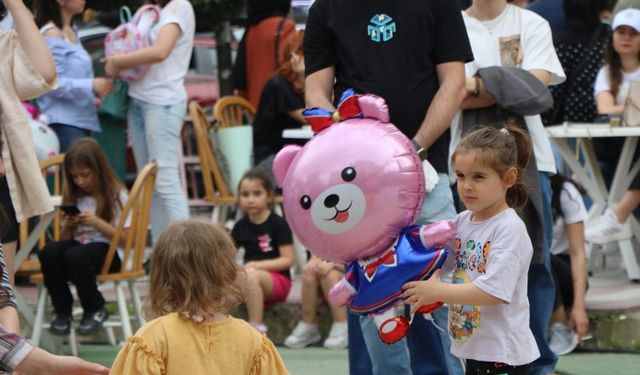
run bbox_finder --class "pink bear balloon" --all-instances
[273,91,456,344]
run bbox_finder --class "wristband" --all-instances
[411,139,428,161]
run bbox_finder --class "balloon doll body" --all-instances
[273,92,456,344]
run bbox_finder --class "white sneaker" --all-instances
[585,209,631,244]
[284,322,321,349]
[323,322,348,349]
[548,323,578,356]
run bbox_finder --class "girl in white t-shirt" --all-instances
[104,0,195,243]
[586,8,640,245]
[548,174,589,356]
[404,124,539,375]
[39,138,129,338]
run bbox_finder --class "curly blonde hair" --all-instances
[146,219,245,321]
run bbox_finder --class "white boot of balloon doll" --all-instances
[372,305,410,345]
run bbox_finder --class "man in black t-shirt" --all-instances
[303,1,473,374]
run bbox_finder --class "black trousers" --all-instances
[39,240,120,315]
[466,359,530,375]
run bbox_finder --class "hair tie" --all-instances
[500,128,509,135]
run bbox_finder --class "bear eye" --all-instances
[341,167,356,182]
[300,195,312,210]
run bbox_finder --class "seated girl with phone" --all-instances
[39,138,130,337]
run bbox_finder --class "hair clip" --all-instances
[500,128,509,135]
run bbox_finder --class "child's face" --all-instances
[238,178,271,218]
[453,151,515,222]
[70,165,94,194]
[613,26,640,56]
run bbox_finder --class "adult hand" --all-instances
[316,260,335,277]
[14,348,109,375]
[303,256,322,275]
[402,270,442,313]
[92,78,113,97]
[570,306,589,343]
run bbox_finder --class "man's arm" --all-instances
[413,61,466,150]
[305,66,336,109]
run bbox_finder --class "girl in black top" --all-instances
[231,169,295,334]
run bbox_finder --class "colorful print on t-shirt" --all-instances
[449,237,492,342]
[258,234,273,253]
[499,34,523,67]
[449,269,481,342]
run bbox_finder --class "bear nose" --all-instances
[324,194,339,208]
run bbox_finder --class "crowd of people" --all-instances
[0,0,639,374]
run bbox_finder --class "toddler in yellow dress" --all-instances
[110,219,290,375]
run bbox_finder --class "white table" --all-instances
[282,127,313,140]
[14,196,60,348]
[545,123,640,282]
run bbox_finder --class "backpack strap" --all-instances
[119,6,132,24]
[274,17,287,69]
[133,4,162,26]
[39,22,57,35]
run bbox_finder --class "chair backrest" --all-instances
[19,154,65,248]
[189,101,235,202]
[213,95,256,129]
[99,161,157,278]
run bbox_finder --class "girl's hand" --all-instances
[303,257,322,274]
[316,260,336,277]
[77,211,99,227]
[63,213,80,226]
[244,261,261,270]
[104,57,119,78]
[92,78,113,97]
[402,270,442,313]
[570,306,589,343]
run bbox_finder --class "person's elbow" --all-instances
[42,62,57,86]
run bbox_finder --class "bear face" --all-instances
[274,118,425,264]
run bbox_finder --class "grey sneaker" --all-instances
[585,209,631,244]
[284,322,321,349]
[77,307,108,336]
[549,323,578,356]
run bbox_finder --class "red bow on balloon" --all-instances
[303,89,363,133]
[363,249,397,281]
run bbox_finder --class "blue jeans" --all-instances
[49,123,91,152]
[349,174,464,375]
[127,98,189,243]
[528,172,557,375]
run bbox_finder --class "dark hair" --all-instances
[63,138,124,223]
[33,0,63,29]
[147,219,245,320]
[452,121,532,211]
[603,33,624,99]
[0,130,8,238]
[277,30,305,94]
[550,173,587,221]
[146,0,171,8]
[237,168,276,208]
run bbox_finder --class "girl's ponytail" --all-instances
[503,122,532,211]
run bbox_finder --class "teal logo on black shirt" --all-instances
[367,14,396,42]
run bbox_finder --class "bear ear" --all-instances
[273,145,302,187]
[358,94,390,123]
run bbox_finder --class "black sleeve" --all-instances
[231,221,242,248]
[274,215,293,246]
[303,0,337,77]
[432,0,474,65]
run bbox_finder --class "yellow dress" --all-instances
[110,314,290,375]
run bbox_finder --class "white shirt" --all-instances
[593,65,640,105]
[0,14,13,32]
[128,0,195,105]
[450,5,566,178]
[445,209,540,366]
[550,182,587,255]
[74,190,131,244]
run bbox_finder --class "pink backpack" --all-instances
[104,5,162,82]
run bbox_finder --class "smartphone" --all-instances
[59,204,81,216]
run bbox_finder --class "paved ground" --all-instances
[75,343,638,374]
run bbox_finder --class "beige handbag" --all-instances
[622,80,640,126]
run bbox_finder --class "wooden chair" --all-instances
[17,154,65,275]
[31,161,157,351]
[213,95,256,129]
[190,101,238,222]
